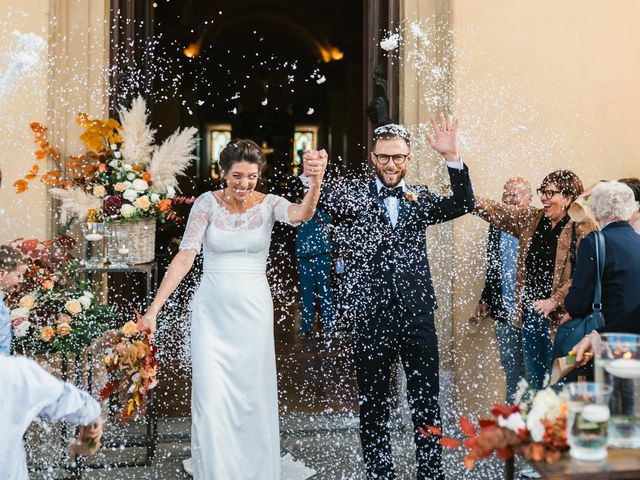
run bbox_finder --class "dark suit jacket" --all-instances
[480,224,508,322]
[565,221,640,328]
[319,165,474,318]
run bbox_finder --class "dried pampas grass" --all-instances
[148,127,198,193]
[119,96,156,166]
[50,187,102,224]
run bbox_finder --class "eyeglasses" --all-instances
[372,153,410,165]
[536,188,563,200]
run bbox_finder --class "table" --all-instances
[529,449,640,479]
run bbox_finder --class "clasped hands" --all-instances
[301,149,328,185]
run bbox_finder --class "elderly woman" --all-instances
[565,181,640,331]
[474,170,597,390]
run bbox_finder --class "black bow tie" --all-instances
[378,186,404,199]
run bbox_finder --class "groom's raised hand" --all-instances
[426,112,460,162]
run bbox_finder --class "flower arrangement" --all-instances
[99,312,158,424]
[8,237,115,354]
[430,380,568,469]
[405,191,419,203]
[14,95,197,225]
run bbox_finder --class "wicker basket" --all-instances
[108,217,156,265]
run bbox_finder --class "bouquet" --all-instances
[431,380,568,469]
[14,95,197,226]
[99,312,158,424]
[8,237,115,354]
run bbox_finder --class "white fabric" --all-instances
[0,355,100,480]
[182,454,316,480]
[180,192,300,479]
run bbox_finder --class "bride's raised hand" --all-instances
[310,149,328,187]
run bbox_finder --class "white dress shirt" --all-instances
[0,355,101,480]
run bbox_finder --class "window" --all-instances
[293,125,318,172]
[207,124,232,179]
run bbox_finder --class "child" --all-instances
[0,245,28,356]
[0,354,103,479]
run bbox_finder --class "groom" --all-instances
[303,114,474,479]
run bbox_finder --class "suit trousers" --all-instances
[353,298,443,480]
[296,253,337,333]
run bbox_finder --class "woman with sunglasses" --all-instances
[474,170,597,390]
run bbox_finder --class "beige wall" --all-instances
[0,0,109,245]
[0,0,50,244]
[402,0,640,417]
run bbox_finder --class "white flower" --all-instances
[132,178,149,192]
[13,320,31,338]
[83,290,94,299]
[120,204,137,218]
[150,193,160,203]
[113,151,122,159]
[110,144,118,151]
[166,185,176,198]
[498,412,526,433]
[127,172,136,181]
[123,189,138,202]
[527,411,546,442]
[109,159,119,168]
[78,295,92,309]
[10,307,30,320]
[124,163,133,171]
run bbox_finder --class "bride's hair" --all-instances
[219,139,266,173]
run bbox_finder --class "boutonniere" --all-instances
[405,191,419,203]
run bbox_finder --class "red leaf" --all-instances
[427,424,442,436]
[98,379,119,401]
[418,426,430,438]
[460,417,476,438]
[496,448,515,460]
[479,419,498,429]
[492,403,520,419]
[440,438,461,449]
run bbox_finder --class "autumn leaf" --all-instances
[496,448,514,459]
[35,149,47,160]
[25,164,40,180]
[426,425,442,436]
[460,417,476,438]
[13,179,28,193]
[440,437,461,449]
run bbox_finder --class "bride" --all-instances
[142,139,325,479]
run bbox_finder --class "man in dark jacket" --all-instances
[476,178,532,403]
[303,114,474,480]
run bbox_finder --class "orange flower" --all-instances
[41,326,55,342]
[132,164,145,172]
[56,322,72,337]
[98,163,107,172]
[122,321,139,337]
[42,279,55,290]
[158,199,172,212]
[142,172,151,182]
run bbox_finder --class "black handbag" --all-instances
[552,231,605,381]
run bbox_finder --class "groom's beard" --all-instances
[374,164,407,188]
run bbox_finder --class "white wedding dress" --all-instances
[180,192,315,480]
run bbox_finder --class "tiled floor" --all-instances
[27,331,513,479]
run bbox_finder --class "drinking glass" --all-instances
[564,382,613,461]
[107,230,131,267]
[595,333,640,448]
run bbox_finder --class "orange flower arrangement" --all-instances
[428,381,569,469]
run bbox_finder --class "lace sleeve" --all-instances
[179,193,213,252]
[269,194,300,226]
